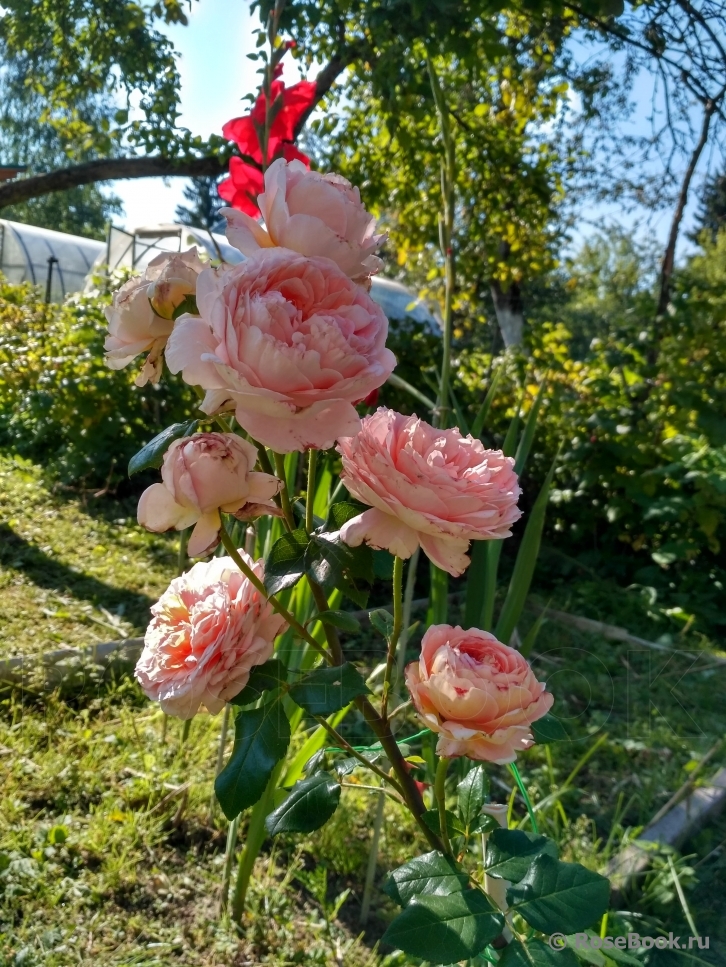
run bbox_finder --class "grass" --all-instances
[2,453,726,965]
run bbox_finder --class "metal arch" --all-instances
[6,222,36,284]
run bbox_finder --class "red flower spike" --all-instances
[218,157,264,217]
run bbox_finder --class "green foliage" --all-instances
[127,419,199,475]
[382,888,504,963]
[485,829,558,881]
[457,764,489,828]
[265,772,341,836]
[288,662,370,715]
[0,277,196,487]
[383,851,469,906]
[507,855,611,934]
[215,702,292,820]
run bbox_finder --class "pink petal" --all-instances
[188,511,222,557]
[418,533,471,577]
[340,507,420,559]
[137,483,188,532]
[235,399,361,453]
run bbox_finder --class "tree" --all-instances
[175,176,225,232]
[692,170,726,242]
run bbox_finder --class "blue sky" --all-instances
[110,1,705,259]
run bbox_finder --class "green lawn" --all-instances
[1,454,726,965]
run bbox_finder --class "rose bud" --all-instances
[137,432,280,557]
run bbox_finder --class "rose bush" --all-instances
[165,249,396,452]
[224,158,386,281]
[137,432,280,557]
[405,624,554,763]
[338,407,521,575]
[135,551,287,719]
[104,248,205,386]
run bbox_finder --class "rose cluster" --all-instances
[108,157,550,763]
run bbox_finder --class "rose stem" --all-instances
[305,448,318,534]
[220,813,240,913]
[395,546,419,703]
[381,556,404,720]
[218,520,333,663]
[435,756,453,854]
[272,452,296,529]
[312,714,404,796]
[303,574,444,853]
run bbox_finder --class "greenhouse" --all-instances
[0,218,104,302]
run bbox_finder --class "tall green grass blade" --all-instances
[449,384,469,434]
[494,452,558,645]
[387,373,437,413]
[502,401,521,458]
[464,540,487,628]
[480,539,503,631]
[427,563,449,625]
[508,762,538,833]
[470,365,504,439]
[519,606,549,659]
[514,379,547,475]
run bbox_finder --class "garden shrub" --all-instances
[0,276,196,489]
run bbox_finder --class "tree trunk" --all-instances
[490,278,524,348]
[657,100,715,316]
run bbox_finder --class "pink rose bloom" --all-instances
[338,408,521,576]
[136,551,287,719]
[137,432,280,557]
[405,625,553,764]
[165,250,396,452]
[105,248,205,386]
[223,158,386,281]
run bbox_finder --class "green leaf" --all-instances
[381,889,504,963]
[531,713,569,744]
[310,610,361,635]
[171,293,199,320]
[369,608,394,639]
[383,851,469,907]
[499,939,580,967]
[458,764,489,827]
[265,771,340,836]
[372,549,394,580]
[127,419,198,476]
[289,662,370,715]
[423,808,466,838]
[486,829,558,882]
[514,379,547,475]
[214,703,291,820]
[495,452,559,645]
[305,533,373,607]
[265,529,310,595]
[470,365,504,439]
[507,855,610,934]
[228,659,288,707]
[326,500,366,531]
[469,814,501,834]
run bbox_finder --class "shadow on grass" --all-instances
[0,522,155,627]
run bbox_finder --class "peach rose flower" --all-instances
[135,552,287,719]
[137,432,280,557]
[104,248,205,386]
[338,408,521,576]
[405,625,553,764]
[223,158,386,281]
[165,250,396,452]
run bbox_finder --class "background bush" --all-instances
[0,276,195,490]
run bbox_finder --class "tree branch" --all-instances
[0,52,355,211]
[657,95,719,316]
[0,155,229,210]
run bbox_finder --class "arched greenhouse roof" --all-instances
[0,218,104,303]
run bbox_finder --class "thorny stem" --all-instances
[218,519,332,662]
[273,452,296,529]
[312,715,405,797]
[306,448,318,534]
[435,756,452,854]
[381,556,404,720]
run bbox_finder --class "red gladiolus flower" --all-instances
[220,68,318,216]
[218,157,264,217]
